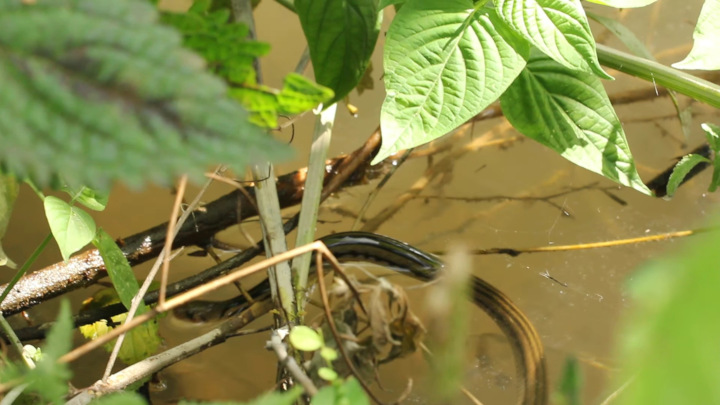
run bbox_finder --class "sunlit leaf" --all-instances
[500,53,651,195]
[61,185,109,211]
[616,231,720,405]
[666,154,711,197]
[44,196,96,260]
[376,0,529,164]
[0,0,288,189]
[495,0,611,79]
[673,0,720,70]
[289,325,323,351]
[0,173,18,268]
[318,367,338,382]
[296,0,381,105]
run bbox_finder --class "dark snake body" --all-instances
[176,232,547,405]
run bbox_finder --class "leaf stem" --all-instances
[596,43,720,109]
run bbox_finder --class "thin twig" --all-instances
[268,330,318,396]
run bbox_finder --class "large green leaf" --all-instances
[94,229,142,311]
[44,196,96,260]
[495,0,610,79]
[376,0,529,164]
[31,300,73,404]
[0,0,289,189]
[0,173,18,268]
[616,231,720,405]
[296,0,381,105]
[673,0,720,70]
[500,54,651,195]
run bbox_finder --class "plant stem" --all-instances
[597,43,720,109]
[293,104,336,313]
[232,0,297,322]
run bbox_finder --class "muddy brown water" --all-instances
[3,0,719,403]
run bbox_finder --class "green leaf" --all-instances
[289,325,323,351]
[276,74,334,115]
[553,356,582,405]
[338,378,370,405]
[296,0,381,105]
[311,386,337,405]
[29,300,73,404]
[673,0,720,70]
[44,196,96,260]
[0,173,18,268]
[62,185,109,211]
[376,0,529,164]
[179,387,302,405]
[93,229,142,311]
[702,122,720,153]
[495,0,611,79]
[666,154,711,197]
[616,231,720,405]
[320,346,338,362]
[89,392,148,405]
[79,288,161,365]
[0,0,289,189]
[500,54,651,195]
[583,0,658,8]
[230,74,334,128]
[317,367,338,382]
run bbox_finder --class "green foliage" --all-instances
[229,73,334,128]
[0,300,74,404]
[93,229,144,312]
[0,173,18,268]
[702,123,720,191]
[163,1,332,128]
[376,0,529,164]
[672,0,720,70]
[296,0,381,106]
[61,185,109,211]
[44,196,96,260]
[311,378,368,405]
[500,53,651,195]
[0,0,289,189]
[79,287,161,365]
[289,325,324,351]
[666,154,710,197]
[615,230,720,405]
[89,392,148,405]
[495,0,610,79]
[553,356,582,405]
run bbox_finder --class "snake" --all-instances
[175,232,547,405]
